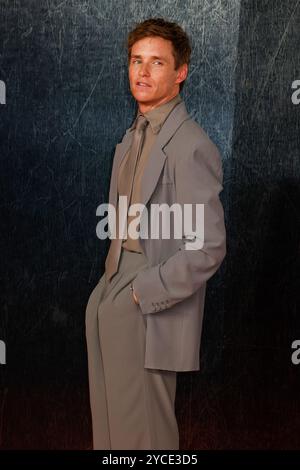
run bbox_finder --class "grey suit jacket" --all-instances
[108,100,226,372]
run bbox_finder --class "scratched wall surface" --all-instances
[0,0,299,450]
[0,0,240,449]
[218,0,300,448]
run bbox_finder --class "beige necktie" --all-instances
[105,114,148,282]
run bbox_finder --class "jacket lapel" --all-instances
[109,100,191,210]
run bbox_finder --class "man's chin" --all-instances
[133,92,154,102]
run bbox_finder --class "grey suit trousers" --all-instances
[85,248,179,450]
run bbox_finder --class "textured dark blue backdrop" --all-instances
[0,0,299,450]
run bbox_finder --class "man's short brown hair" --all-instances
[127,18,191,92]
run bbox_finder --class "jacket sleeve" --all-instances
[132,135,227,315]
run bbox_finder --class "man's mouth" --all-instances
[136,82,151,87]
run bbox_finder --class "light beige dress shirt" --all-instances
[118,93,182,252]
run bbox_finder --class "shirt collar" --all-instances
[132,94,182,134]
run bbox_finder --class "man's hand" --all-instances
[130,283,139,305]
[133,291,139,305]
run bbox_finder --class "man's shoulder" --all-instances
[169,113,221,158]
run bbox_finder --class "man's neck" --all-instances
[138,91,179,114]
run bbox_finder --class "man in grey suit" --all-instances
[85,18,226,450]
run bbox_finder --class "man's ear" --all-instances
[176,63,188,86]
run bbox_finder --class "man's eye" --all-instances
[131,60,162,65]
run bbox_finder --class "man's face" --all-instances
[128,36,187,112]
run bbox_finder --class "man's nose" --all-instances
[138,63,150,76]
